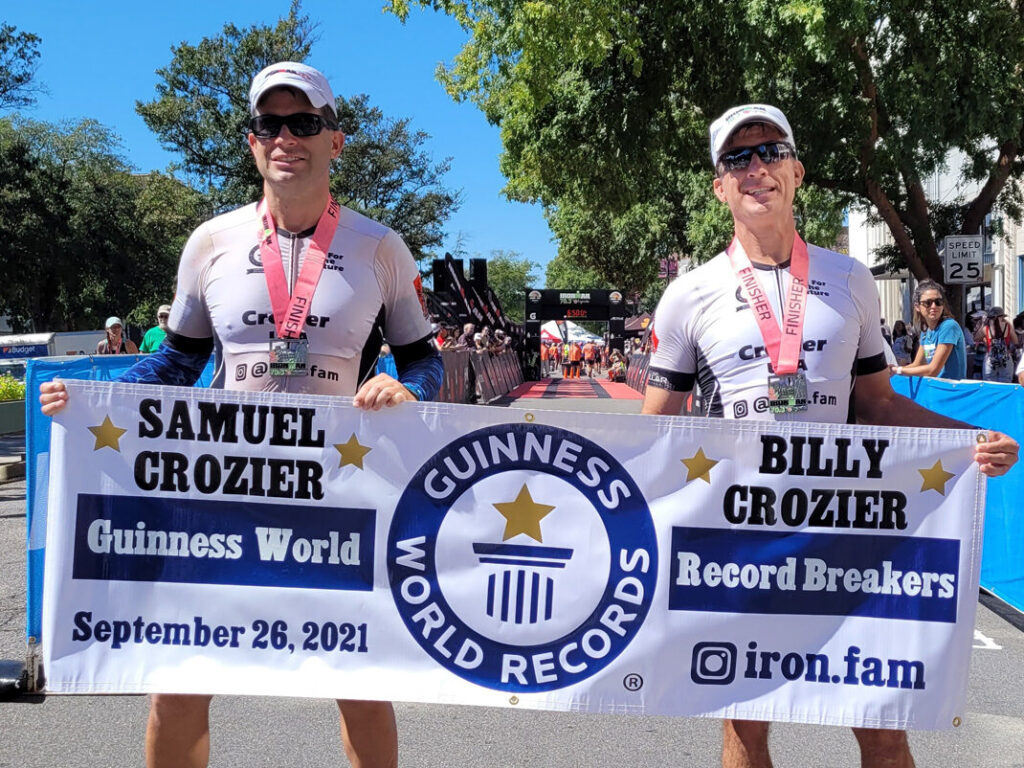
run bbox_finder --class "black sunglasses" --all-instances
[718,141,796,172]
[248,113,337,139]
[919,298,944,308]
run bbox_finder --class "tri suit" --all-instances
[122,202,442,400]
[646,243,888,423]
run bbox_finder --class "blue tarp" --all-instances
[891,376,1024,614]
[24,355,214,642]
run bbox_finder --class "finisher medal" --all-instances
[766,372,809,414]
[728,235,811,415]
[257,197,341,377]
[268,338,310,377]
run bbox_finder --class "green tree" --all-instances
[138,1,459,262]
[0,23,42,111]
[333,96,460,261]
[0,117,203,331]
[484,249,539,322]
[123,172,207,327]
[136,2,316,207]
[391,0,1024,317]
[544,251,611,291]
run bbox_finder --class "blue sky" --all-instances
[5,0,555,275]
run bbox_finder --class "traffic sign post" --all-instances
[943,234,983,284]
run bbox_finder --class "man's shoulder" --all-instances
[201,202,259,237]
[661,252,731,301]
[806,243,866,277]
[336,205,395,244]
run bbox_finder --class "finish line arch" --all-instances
[522,288,626,380]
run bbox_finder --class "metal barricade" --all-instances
[436,350,525,405]
[438,349,472,404]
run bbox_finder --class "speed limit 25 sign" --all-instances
[943,235,983,284]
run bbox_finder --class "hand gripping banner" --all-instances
[42,381,984,730]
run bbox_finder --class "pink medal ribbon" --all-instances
[257,197,341,339]
[726,234,810,375]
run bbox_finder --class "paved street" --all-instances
[1,391,1023,766]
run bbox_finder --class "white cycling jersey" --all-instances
[168,202,431,395]
[647,244,888,422]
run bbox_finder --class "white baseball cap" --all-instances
[249,62,335,116]
[709,104,795,167]
[105,316,122,329]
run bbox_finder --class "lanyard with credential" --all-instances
[727,234,810,376]
[257,196,340,339]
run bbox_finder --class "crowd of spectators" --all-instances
[536,336,653,382]
[432,321,515,356]
[886,280,1024,386]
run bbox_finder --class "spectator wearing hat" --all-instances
[96,317,139,355]
[974,306,1018,383]
[140,305,173,354]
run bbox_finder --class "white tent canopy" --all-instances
[541,320,604,345]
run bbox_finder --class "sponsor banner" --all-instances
[1,343,50,358]
[43,381,984,730]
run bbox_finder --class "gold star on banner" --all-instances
[493,484,556,542]
[682,447,719,484]
[88,416,127,452]
[918,460,956,495]
[335,434,371,470]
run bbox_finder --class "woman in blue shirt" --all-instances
[892,280,966,380]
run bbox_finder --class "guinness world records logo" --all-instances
[388,423,657,692]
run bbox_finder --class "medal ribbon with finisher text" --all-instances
[726,234,809,376]
[257,197,341,339]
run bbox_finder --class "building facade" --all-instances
[846,156,1021,328]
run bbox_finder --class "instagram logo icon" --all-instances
[691,642,738,685]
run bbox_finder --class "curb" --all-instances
[0,457,26,484]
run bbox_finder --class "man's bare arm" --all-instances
[641,386,690,416]
[854,368,1019,476]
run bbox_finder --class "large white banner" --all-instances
[43,381,985,730]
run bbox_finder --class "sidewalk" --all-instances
[0,431,26,484]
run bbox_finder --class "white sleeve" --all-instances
[848,259,888,365]
[882,342,897,367]
[168,225,214,340]
[648,278,698,376]
[374,230,432,346]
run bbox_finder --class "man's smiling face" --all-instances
[712,122,805,227]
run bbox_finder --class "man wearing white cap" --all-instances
[139,304,172,353]
[41,61,442,768]
[642,104,1018,767]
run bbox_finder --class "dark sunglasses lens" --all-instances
[722,148,755,171]
[921,299,944,307]
[722,142,790,171]
[285,114,324,136]
[249,114,325,138]
[250,116,282,138]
